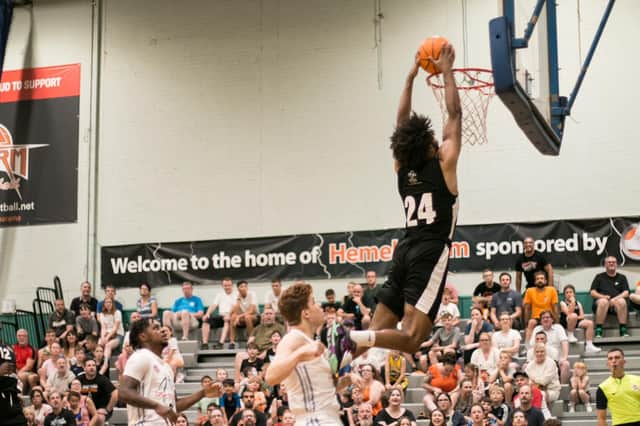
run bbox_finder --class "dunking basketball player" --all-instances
[265,282,358,425]
[347,43,461,359]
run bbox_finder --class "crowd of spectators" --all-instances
[6,242,639,426]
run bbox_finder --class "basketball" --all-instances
[418,36,448,74]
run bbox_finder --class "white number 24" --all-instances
[404,193,436,227]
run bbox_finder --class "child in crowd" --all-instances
[76,304,99,343]
[195,376,219,419]
[434,289,461,328]
[488,385,510,426]
[569,361,592,413]
[71,347,86,377]
[489,351,516,402]
[219,378,241,420]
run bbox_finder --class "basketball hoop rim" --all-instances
[426,68,494,91]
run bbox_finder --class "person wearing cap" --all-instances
[596,348,640,426]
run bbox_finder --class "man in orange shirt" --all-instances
[523,271,558,343]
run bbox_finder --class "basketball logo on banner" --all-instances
[0,124,48,200]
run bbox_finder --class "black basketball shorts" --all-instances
[377,237,450,322]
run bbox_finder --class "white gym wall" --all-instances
[0,0,638,309]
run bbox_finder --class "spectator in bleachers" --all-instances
[525,344,561,404]
[229,281,259,349]
[321,288,341,312]
[23,406,35,426]
[43,391,76,426]
[30,388,52,426]
[490,272,523,330]
[630,278,640,309]
[37,329,58,370]
[489,351,516,402]
[434,288,461,328]
[339,283,372,330]
[492,313,521,358]
[70,348,85,376]
[358,363,385,417]
[343,281,356,307]
[374,388,417,425]
[529,310,571,383]
[38,341,62,387]
[69,281,98,318]
[228,390,267,426]
[422,352,463,412]
[507,385,545,426]
[201,278,237,350]
[48,299,75,340]
[362,270,381,315]
[83,335,98,358]
[470,332,500,376]
[421,312,460,368]
[248,307,286,356]
[264,278,284,316]
[515,237,554,294]
[454,379,475,416]
[45,358,75,396]
[96,284,123,313]
[473,269,500,307]
[590,256,630,338]
[135,283,158,319]
[75,303,99,343]
[239,343,264,380]
[429,409,446,426]
[77,358,117,424]
[319,310,346,374]
[346,386,364,425]
[276,409,295,426]
[163,281,205,341]
[489,385,510,426]
[383,350,408,391]
[97,297,124,364]
[65,389,95,426]
[512,372,549,418]
[93,345,110,376]
[560,284,601,352]
[14,328,37,392]
[115,340,132,380]
[202,405,227,426]
[523,271,558,343]
[252,391,269,419]
[161,325,185,382]
[468,404,486,426]
[62,330,81,366]
[462,307,493,364]
[435,392,466,426]
[445,283,460,305]
[219,378,242,421]
[526,331,558,364]
[356,402,374,426]
[176,413,189,426]
[568,361,591,413]
[194,376,218,421]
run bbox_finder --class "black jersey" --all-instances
[398,159,457,242]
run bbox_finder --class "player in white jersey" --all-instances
[119,318,221,425]
[265,282,357,425]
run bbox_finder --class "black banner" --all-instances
[0,64,80,226]
[101,216,640,288]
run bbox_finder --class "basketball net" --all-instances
[427,68,494,145]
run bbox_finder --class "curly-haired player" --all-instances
[347,43,462,359]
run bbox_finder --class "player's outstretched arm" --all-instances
[396,58,420,127]
[265,336,324,386]
[433,44,462,171]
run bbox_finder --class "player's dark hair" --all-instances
[608,347,625,357]
[499,272,511,281]
[129,317,155,350]
[222,378,235,387]
[139,282,151,291]
[237,280,248,288]
[390,112,437,170]
[440,352,457,365]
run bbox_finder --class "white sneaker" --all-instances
[567,334,578,343]
[586,404,593,413]
[568,403,575,413]
[585,343,602,354]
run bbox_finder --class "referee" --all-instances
[596,348,640,426]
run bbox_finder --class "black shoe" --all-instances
[228,342,236,350]
[212,342,223,349]
[200,343,209,350]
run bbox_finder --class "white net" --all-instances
[427,68,494,145]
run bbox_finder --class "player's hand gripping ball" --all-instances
[417,36,449,74]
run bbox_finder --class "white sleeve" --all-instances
[123,351,150,382]
[555,325,568,340]
[212,292,222,307]
[451,304,460,319]
[249,291,257,306]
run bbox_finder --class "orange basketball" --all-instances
[418,36,448,74]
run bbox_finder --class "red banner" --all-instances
[0,64,81,103]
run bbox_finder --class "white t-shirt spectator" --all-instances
[492,329,521,352]
[47,370,76,393]
[265,292,281,313]
[470,347,501,375]
[212,290,237,316]
[435,302,461,327]
[124,348,176,426]
[99,310,125,336]
[238,291,257,313]
[529,324,567,358]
